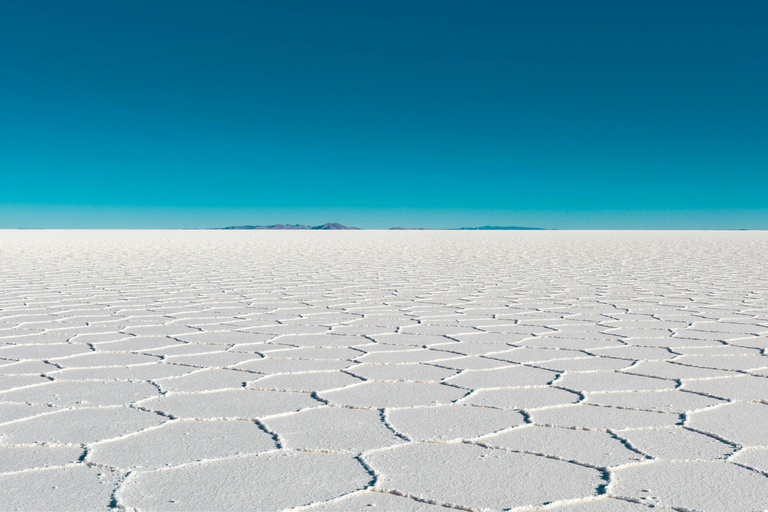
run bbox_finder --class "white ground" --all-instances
[1,230,768,512]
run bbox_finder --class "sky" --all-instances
[1,1,766,229]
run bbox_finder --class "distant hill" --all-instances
[314,223,360,230]
[219,223,360,230]
[457,226,545,230]
[216,223,543,230]
[455,226,545,230]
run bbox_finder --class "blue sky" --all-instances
[1,1,766,229]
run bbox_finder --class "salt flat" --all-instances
[1,230,767,511]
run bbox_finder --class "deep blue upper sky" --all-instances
[1,1,766,228]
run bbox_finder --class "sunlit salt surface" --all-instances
[1,230,767,511]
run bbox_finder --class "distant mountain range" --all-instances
[454,226,545,230]
[217,223,544,230]
[219,223,360,230]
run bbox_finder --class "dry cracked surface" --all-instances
[1,230,767,511]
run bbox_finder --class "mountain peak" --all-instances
[313,223,360,230]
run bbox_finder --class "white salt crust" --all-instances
[0,230,767,511]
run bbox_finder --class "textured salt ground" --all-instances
[0,230,767,511]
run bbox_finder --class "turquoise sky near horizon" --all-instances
[1,1,766,229]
